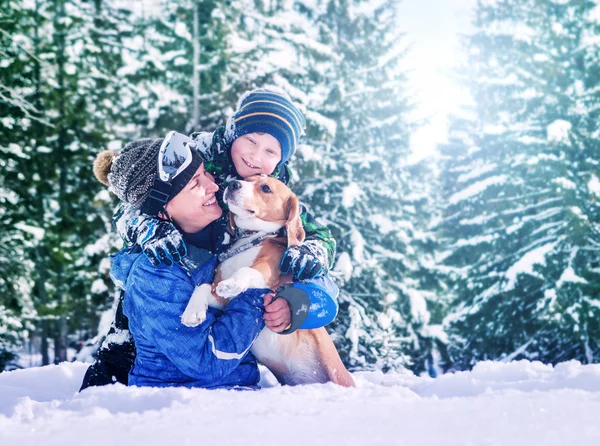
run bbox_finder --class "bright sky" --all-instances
[397,0,478,160]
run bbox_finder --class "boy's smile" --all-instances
[231,132,282,178]
[242,158,260,169]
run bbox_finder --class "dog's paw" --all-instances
[216,279,243,298]
[181,304,207,327]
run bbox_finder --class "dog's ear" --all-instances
[285,194,306,247]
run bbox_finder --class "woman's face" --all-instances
[230,132,282,178]
[164,163,222,233]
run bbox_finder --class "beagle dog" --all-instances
[181,175,354,387]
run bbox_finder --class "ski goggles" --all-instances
[140,131,198,215]
[158,131,196,182]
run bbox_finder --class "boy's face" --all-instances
[231,132,282,178]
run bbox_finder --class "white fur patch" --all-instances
[216,267,266,298]
[219,244,261,280]
[181,284,212,327]
[234,215,282,232]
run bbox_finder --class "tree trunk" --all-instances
[192,1,200,131]
[33,0,51,366]
[53,0,69,363]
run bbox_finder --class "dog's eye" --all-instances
[261,185,272,194]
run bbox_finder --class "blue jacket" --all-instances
[111,249,267,389]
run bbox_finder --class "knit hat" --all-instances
[93,137,203,213]
[229,88,306,166]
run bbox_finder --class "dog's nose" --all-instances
[230,180,242,190]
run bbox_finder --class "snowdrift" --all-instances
[1,360,600,445]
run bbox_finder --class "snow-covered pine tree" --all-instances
[1,0,140,364]
[0,0,44,370]
[124,0,285,136]
[439,0,600,369]
[289,0,441,374]
[70,0,140,349]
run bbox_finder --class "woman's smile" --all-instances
[203,196,217,206]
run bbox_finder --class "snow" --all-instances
[557,266,587,287]
[487,21,537,44]
[333,252,353,281]
[371,214,395,234]
[553,177,577,190]
[342,182,363,208]
[454,233,496,247]
[2,360,600,445]
[505,243,557,290]
[551,23,566,36]
[456,163,496,183]
[296,143,323,162]
[591,4,600,23]
[14,222,45,241]
[557,248,587,288]
[448,175,508,205]
[588,175,600,197]
[304,110,337,137]
[407,289,430,325]
[547,119,572,145]
[90,279,108,294]
[350,228,365,263]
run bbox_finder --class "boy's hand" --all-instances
[263,273,293,333]
[280,243,325,281]
[263,293,291,333]
[129,217,187,266]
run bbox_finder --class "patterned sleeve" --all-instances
[299,204,337,270]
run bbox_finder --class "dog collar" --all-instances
[218,227,287,263]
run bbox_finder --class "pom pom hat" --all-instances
[93,137,202,212]
[230,89,306,166]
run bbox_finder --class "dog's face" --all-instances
[224,175,305,246]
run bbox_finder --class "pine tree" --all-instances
[1,0,140,365]
[124,0,280,137]
[288,0,440,373]
[0,0,46,369]
[439,0,600,369]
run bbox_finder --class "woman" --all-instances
[84,133,338,389]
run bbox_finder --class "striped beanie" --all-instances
[230,89,306,166]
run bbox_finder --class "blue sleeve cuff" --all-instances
[276,275,340,334]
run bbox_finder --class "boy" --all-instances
[125,89,335,281]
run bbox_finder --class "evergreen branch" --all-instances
[0,85,53,128]
[0,28,44,64]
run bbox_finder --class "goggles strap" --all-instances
[140,179,172,216]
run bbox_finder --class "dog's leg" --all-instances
[215,266,267,298]
[309,328,355,387]
[181,284,212,327]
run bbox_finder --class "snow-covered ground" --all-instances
[1,360,600,445]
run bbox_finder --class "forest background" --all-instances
[2,0,600,376]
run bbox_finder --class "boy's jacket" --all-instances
[193,125,336,268]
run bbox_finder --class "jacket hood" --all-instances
[110,248,143,291]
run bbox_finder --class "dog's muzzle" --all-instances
[225,180,242,202]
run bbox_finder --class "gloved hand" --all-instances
[280,242,326,281]
[128,216,186,266]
